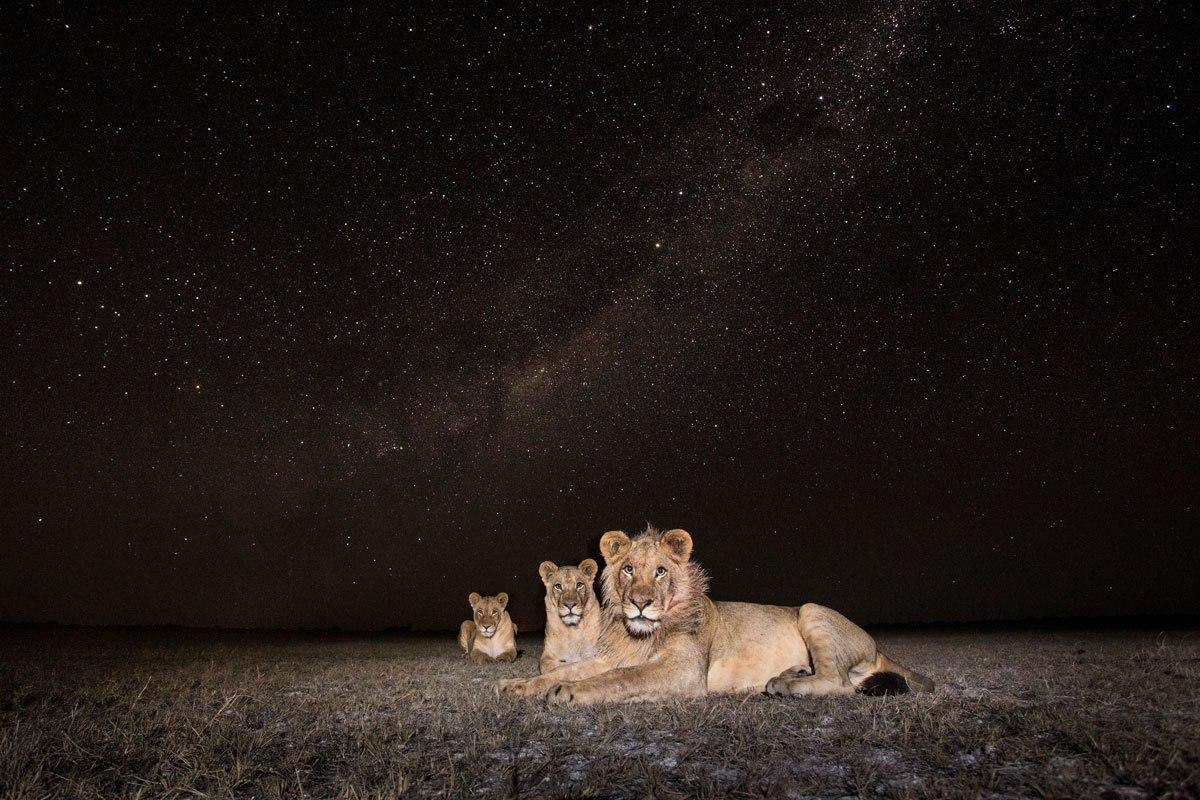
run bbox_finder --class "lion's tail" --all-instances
[858,652,935,696]
[458,620,476,652]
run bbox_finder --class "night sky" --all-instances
[2,3,1197,632]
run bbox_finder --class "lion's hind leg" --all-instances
[766,603,873,698]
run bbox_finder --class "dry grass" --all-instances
[1,624,1197,798]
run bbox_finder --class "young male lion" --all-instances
[459,592,518,664]
[497,526,932,705]
[537,559,602,674]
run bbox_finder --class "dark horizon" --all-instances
[2,3,1197,632]
[6,612,1200,639]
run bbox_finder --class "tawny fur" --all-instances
[497,526,933,705]
[538,560,603,674]
[460,592,518,665]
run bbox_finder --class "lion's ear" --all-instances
[661,529,693,563]
[579,558,598,580]
[468,592,481,608]
[538,561,558,584]
[496,592,509,609]
[600,530,631,563]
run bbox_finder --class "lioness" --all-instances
[497,527,932,705]
[459,592,518,664]
[537,559,602,674]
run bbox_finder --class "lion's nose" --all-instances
[630,595,652,612]
[564,602,578,613]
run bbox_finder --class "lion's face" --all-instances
[538,559,598,626]
[468,592,508,638]
[599,528,693,638]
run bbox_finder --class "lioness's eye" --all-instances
[554,583,561,591]
[576,582,583,589]
[622,565,634,575]
[655,566,667,577]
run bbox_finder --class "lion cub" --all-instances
[459,592,518,664]
[538,559,601,674]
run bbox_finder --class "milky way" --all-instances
[2,3,1196,630]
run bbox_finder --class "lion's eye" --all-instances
[554,583,561,591]
[655,566,667,577]
[576,582,583,589]
[622,565,634,575]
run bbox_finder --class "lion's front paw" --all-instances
[546,683,576,705]
[547,682,605,706]
[495,677,538,697]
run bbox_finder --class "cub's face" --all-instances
[600,529,693,638]
[468,592,508,638]
[538,559,598,626]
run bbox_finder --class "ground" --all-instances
[1,624,1197,799]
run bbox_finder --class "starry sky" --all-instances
[1,3,1197,631]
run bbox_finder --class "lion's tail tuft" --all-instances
[861,652,935,695]
[857,671,910,696]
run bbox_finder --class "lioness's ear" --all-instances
[600,530,631,563]
[468,592,481,608]
[496,592,509,609]
[579,558,598,580]
[538,561,558,584]
[661,529,693,563]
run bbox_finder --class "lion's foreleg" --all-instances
[458,621,476,653]
[495,656,613,697]
[549,638,707,705]
[538,651,561,674]
[549,662,704,705]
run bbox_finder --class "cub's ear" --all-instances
[538,561,558,584]
[579,558,598,580]
[661,529,693,563]
[468,592,481,608]
[496,592,509,609]
[600,530,631,562]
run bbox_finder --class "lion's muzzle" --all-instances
[559,601,582,626]
[623,600,661,636]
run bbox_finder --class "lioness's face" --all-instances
[468,592,508,638]
[600,529,693,638]
[539,560,598,626]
